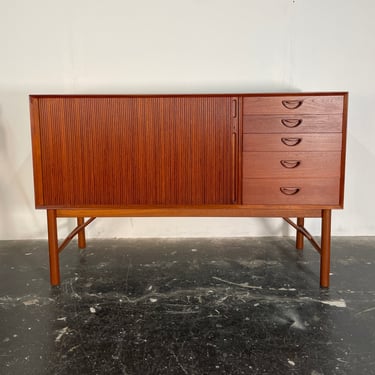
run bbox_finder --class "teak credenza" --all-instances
[29,92,348,287]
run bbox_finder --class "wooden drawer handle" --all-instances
[280,160,301,169]
[281,137,302,146]
[281,119,303,128]
[280,187,300,195]
[282,100,303,110]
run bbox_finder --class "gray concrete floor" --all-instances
[0,237,375,374]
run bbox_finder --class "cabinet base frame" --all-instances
[46,208,332,288]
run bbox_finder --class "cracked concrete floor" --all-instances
[1,237,375,374]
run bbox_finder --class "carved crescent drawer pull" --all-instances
[282,100,303,110]
[281,137,302,146]
[281,119,303,128]
[280,187,300,195]
[280,160,301,169]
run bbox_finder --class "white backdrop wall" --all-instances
[0,0,374,239]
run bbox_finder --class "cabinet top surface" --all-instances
[29,92,348,99]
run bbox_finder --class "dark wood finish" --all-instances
[29,92,348,287]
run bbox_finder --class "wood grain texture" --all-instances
[243,133,342,152]
[240,92,347,209]
[339,93,349,208]
[243,95,344,115]
[243,114,343,133]
[242,178,340,205]
[29,92,348,210]
[55,207,324,218]
[29,92,348,288]
[243,151,341,178]
[29,97,44,207]
[33,96,237,207]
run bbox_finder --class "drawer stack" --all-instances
[242,94,346,206]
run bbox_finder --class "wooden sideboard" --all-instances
[29,92,348,287]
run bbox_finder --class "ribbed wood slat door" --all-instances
[36,96,235,207]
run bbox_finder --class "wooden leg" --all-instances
[320,209,332,288]
[296,217,304,250]
[77,217,87,249]
[47,209,60,286]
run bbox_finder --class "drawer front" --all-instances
[243,152,341,178]
[242,178,340,205]
[243,114,343,133]
[243,133,342,152]
[243,95,344,115]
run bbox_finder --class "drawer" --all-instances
[243,152,341,178]
[243,133,342,152]
[242,178,340,205]
[243,114,343,133]
[243,95,344,115]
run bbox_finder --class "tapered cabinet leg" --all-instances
[77,217,87,249]
[47,209,60,286]
[320,209,332,288]
[296,217,304,250]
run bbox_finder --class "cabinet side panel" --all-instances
[29,96,44,207]
[37,96,234,207]
[339,92,349,207]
